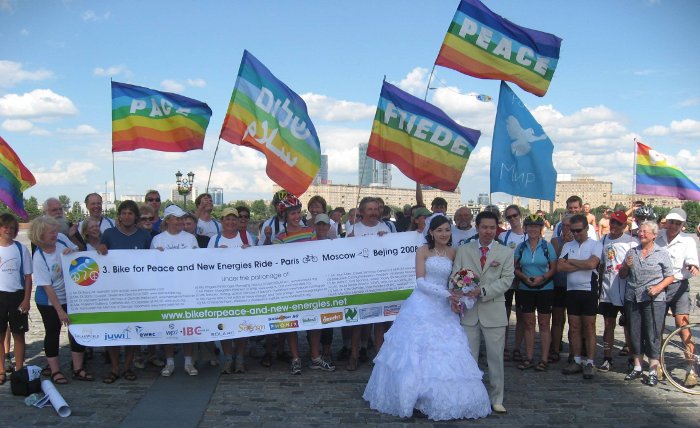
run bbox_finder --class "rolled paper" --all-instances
[40,380,71,417]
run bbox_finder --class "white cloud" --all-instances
[20,28,29,36]
[0,89,78,118]
[643,125,669,136]
[33,160,98,186]
[395,67,430,96]
[315,126,371,174]
[186,78,206,88]
[82,10,111,22]
[430,86,497,137]
[0,60,53,88]
[29,127,51,136]
[93,64,132,78]
[669,119,700,137]
[161,79,185,93]
[1,119,33,132]
[678,97,700,108]
[0,0,14,12]
[57,124,98,135]
[302,93,375,122]
[633,69,656,76]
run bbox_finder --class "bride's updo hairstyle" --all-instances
[425,214,452,249]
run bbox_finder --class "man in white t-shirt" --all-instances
[558,214,603,380]
[79,193,115,234]
[596,210,638,372]
[452,206,477,246]
[195,193,221,238]
[553,195,597,241]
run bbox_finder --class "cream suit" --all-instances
[453,239,515,406]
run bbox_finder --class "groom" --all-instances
[452,210,514,414]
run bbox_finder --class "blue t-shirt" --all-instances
[101,227,152,250]
[516,239,557,291]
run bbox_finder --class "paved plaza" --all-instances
[1,231,699,427]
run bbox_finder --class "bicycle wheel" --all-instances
[660,323,700,395]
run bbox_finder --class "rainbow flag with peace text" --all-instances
[220,50,321,196]
[112,81,212,152]
[435,0,562,97]
[0,136,36,219]
[367,81,480,192]
[635,141,700,201]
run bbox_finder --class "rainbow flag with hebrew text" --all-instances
[435,0,562,97]
[0,136,36,219]
[220,50,320,196]
[367,81,480,192]
[636,141,700,201]
[112,81,212,152]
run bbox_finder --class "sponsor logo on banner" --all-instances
[181,326,205,336]
[321,312,343,324]
[268,314,298,322]
[165,323,179,338]
[383,304,401,316]
[238,321,266,333]
[344,307,358,323]
[104,327,132,341]
[135,326,162,338]
[360,307,382,320]
[301,315,319,326]
[269,320,299,330]
[73,328,100,342]
[69,256,100,286]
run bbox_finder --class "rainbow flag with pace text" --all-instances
[367,81,480,192]
[112,81,212,152]
[435,0,562,97]
[0,136,36,219]
[220,50,320,196]
[636,141,700,201]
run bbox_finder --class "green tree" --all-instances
[652,206,671,222]
[67,201,85,223]
[232,200,250,209]
[682,201,700,230]
[250,199,269,220]
[58,195,71,210]
[24,196,42,220]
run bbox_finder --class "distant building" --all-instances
[610,193,686,210]
[170,186,201,205]
[358,143,391,186]
[313,154,329,185]
[209,187,224,206]
[120,194,146,203]
[477,193,490,206]
[527,176,612,212]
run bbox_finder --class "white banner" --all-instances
[64,233,420,346]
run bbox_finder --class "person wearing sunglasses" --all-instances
[235,206,257,246]
[137,204,158,237]
[557,214,603,380]
[144,190,162,233]
[498,205,526,363]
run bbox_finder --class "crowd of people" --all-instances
[0,189,698,421]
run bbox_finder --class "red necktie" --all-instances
[480,246,488,269]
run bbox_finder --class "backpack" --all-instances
[514,240,551,289]
[10,366,42,396]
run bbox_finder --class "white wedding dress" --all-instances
[363,256,491,420]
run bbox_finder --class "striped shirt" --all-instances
[273,227,316,244]
[625,243,673,303]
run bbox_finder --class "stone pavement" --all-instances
[1,232,699,427]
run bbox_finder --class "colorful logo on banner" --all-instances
[69,256,100,286]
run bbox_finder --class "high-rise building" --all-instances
[313,154,329,185]
[209,187,224,206]
[358,143,391,187]
[170,186,201,205]
[477,193,490,206]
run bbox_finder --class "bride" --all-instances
[363,214,491,420]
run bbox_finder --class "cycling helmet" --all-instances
[272,189,290,206]
[634,206,656,220]
[523,214,544,227]
[278,194,302,213]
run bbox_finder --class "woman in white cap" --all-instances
[151,205,200,377]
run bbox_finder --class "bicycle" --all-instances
[660,322,700,394]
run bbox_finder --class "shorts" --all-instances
[552,287,567,308]
[505,289,515,311]
[516,290,553,314]
[566,290,598,317]
[0,290,29,334]
[597,301,623,319]
[666,280,691,316]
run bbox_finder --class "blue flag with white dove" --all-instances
[490,81,557,200]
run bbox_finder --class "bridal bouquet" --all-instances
[449,269,480,314]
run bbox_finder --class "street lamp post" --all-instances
[175,170,195,209]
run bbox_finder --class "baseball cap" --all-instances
[163,205,186,219]
[220,207,239,218]
[609,210,627,224]
[314,213,330,224]
[665,208,687,222]
[412,207,432,219]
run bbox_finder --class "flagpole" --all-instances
[111,152,117,201]
[205,137,223,194]
[632,137,638,197]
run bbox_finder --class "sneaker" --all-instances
[562,362,582,375]
[582,362,594,379]
[684,371,698,388]
[234,356,245,374]
[161,363,175,377]
[184,363,199,376]
[624,369,642,381]
[290,358,302,375]
[597,360,612,372]
[336,346,350,362]
[645,370,658,386]
[148,355,166,368]
[221,360,234,374]
[133,356,146,370]
[309,357,336,372]
[359,347,369,363]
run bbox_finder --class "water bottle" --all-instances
[24,393,43,406]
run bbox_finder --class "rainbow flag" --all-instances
[636,141,700,201]
[435,0,562,97]
[112,81,212,152]
[220,50,320,197]
[367,81,480,192]
[0,136,36,219]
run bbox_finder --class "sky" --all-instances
[1,0,699,208]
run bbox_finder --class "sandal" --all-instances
[41,364,51,377]
[260,353,272,368]
[72,368,94,381]
[503,348,512,362]
[512,349,523,362]
[51,371,69,385]
[535,361,548,371]
[346,357,358,371]
[548,350,561,363]
[102,371,119,384]
[122,369,137,381]
[517,359,533,370]
[0,372,5,385]
[618,346,629,357]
